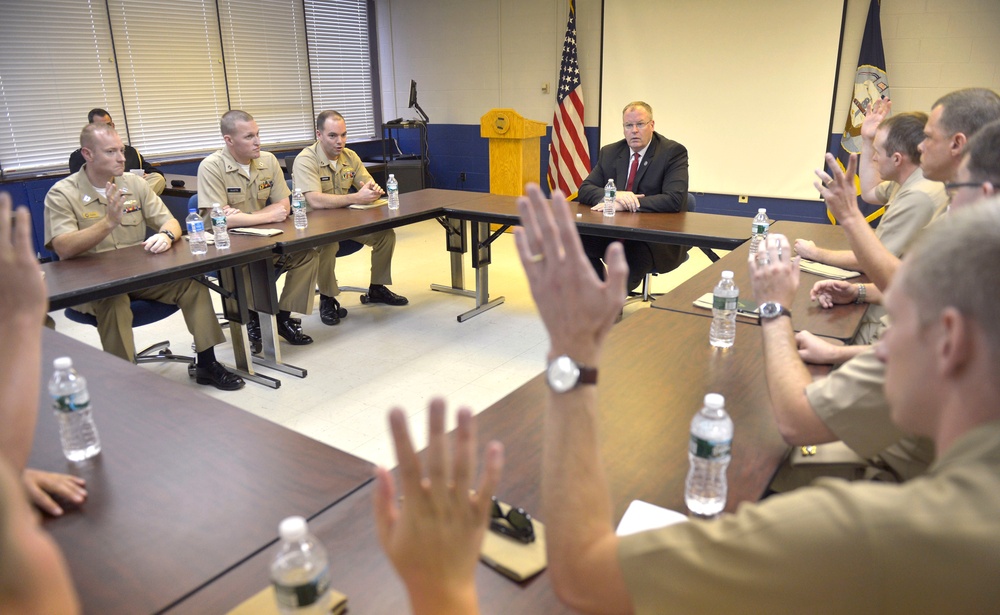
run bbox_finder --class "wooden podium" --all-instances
[480,108,547,195]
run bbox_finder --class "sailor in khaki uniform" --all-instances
[197,110,319,349]
[538,189,1000,614]
[293,110,408,326]
[44,123,243,390]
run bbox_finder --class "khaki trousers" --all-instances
[75,279,225,362]
[274,249,320,314]
[317,229,395,296]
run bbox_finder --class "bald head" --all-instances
[80,123,118,150]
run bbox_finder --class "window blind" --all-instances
[304,0,377,141]
[0,1,121,175]
[217,0,314,147]
[108,0,229,158]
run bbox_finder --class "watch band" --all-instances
[546,355,598,393]
[854,283,866,304]
[161,229,176,242]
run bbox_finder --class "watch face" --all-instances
[760,302,787,319]
[547,356,580,393]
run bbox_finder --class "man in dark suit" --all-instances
[577,101,689,292]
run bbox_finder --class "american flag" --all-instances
[547,0,590,199]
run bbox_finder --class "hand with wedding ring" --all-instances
[748,233,799,307]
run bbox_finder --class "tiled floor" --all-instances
[49,218,719,469]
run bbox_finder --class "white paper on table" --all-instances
[615,500,689,536]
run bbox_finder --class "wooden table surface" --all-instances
[41,233,278,311]
[653,218,869,341]
[271,188,490,253]
[445,192,751,250]
[171,309,793,614]
[31,329,375,614]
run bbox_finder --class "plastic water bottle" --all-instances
[48,357,101,462]
[186,206,207,255]
[292,187,308,229]
[271,516,331,615]
[748,208,769,256]
[709,270,738,348]
[210,202,230,250]
[386,174,400,211]
[603,178,616,218]
[685,394,733,518]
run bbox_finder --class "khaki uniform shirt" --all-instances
[806,347,935,480]
[618,419,1000,614]
[44,167,171,254]
[293,142,374,207]
[872,167,947,257]
[197,148,290,214]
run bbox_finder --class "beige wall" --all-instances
[834,0,1000,123]
[378,0,1000,130]
[376,0,601,127]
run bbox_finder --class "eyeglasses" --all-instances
[490,496,535,543]
[623,121,650,131]
[944,181,981,197]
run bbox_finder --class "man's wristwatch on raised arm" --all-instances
[759,301,792,321]
[546,355,598,393]
[160,229,176,242]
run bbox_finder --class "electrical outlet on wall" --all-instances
[459,172,467,182]
[738,195,749,203]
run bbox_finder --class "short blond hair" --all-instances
[622,101,653,119]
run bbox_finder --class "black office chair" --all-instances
[628,193,698,304]
[64,301,195,366]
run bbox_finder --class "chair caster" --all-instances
[360,294,370,304]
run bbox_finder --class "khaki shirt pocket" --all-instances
[337,174,355,193]
[256,187,271,208]
[227,190,246,208]
[320,175,336,194]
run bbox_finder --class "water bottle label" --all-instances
[273,568,330,608]
[53,394,89,413]
[211,215,226,227]
[713,295,737,310]
[187,220,204,233]
[690,435,731,460]
[293,200,305,210]
[752,222,769,234]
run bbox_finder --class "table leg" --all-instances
[245,258,308,379]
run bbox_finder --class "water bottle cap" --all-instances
[757,208,766,214]
[279,516,308,541]
[53,356,72,370]
[721,271,733,279]
[388,174,395,179]
[704,393,725,409]
[188,206,197,213]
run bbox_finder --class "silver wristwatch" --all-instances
[546,355,598,393]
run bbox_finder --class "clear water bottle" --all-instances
[271,516,331,615]
[685,393,733,518]
[186,206,207,255]
[386,174,400,211]
[748,208,769,256]
[603,178,616,218]
[709,270,738,348]
[210,202,230,250]
[48,357,101,462]
[292,187,308,230]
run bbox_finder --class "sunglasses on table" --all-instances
[490,496,535,544]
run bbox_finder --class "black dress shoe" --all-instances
[277,318,313,345]
[366,284,409,306]
[246,312,262,354]
[320,294,348,326]
[193,361,245,391]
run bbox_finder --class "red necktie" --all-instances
[625,153,640,192]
